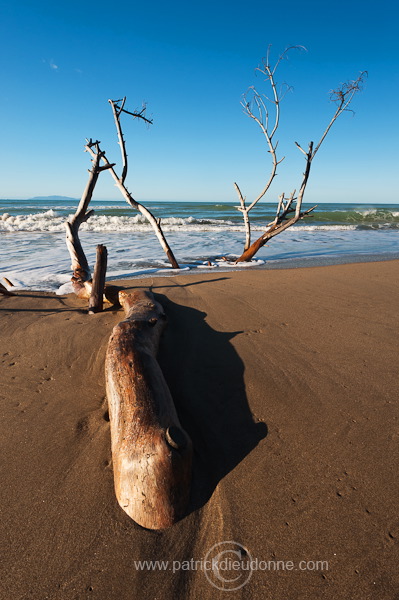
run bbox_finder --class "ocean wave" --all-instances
[0,211,238,232]
[314,208,399,224]
[1,209,398,233]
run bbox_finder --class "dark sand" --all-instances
[0,261,398,599]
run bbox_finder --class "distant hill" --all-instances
[29,195,79,201]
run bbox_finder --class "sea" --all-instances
[1,198,398,293]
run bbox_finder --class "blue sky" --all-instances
[0,0,398,203]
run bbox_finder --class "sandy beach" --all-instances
[1,260,398,599]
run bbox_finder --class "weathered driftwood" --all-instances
[88,244,108,314]
[236,148,317,263]
[105,290,192,529]
[2,277,14,288]
[0,281,15,296]
[66,142,101,298]
[65,142,114,306]
[84,98,180,270]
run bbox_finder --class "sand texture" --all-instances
[1,261,398,599]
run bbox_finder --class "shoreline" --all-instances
[2,197,399,293]
[2,251,399,295]
[105,252,399,285]
[1,260,398,599]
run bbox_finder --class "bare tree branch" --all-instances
[118,105,153,125]
[85,140,180,269]
[109,99,153,186]
[65,142,103,296]
[100,98,179,268]
[235,200,317,263]
[233,181,251,250]
[109,98,129,185]
[312,71,367,158]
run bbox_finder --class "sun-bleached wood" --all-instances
[92,98,179,270]
[105,290,192,529]
[65,142,110,299]
[2,277,14,288]
[108,97,152,186]
[89,140,179,270]
[65,142,114,302]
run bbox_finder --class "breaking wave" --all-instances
[2,208,398,233]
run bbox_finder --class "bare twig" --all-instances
[109,98,153,186]
[312,72,367,158]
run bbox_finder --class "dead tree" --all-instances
[65,142,114,299]
[105,290,192,529]
[65,97,180,307]
[234,46,366,263]
[234,46,304,252]
[85,98,179,269]
[66,99,179,303]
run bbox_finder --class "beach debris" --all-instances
[233,45,366,263]
[85,98,179,269]
[0,281,16,296]
[65,141,113,305]
[0,277,16,295]
[64,98,180,312]
[105,289,192,529]
[88,244,108,314]
[2,277,14,288]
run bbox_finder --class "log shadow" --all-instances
[156,294,268,515]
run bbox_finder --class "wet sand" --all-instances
[1,261,398,599]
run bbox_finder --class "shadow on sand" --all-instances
[155,293,268,517]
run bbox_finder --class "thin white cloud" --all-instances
[41,58,59,70]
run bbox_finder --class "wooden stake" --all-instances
[88,245,108,314]
[0,282,15,296]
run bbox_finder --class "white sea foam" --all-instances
[298,224,358,231]
[0,211,239,232]
[0,211,370,233]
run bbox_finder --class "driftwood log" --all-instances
[105,290,192,529]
